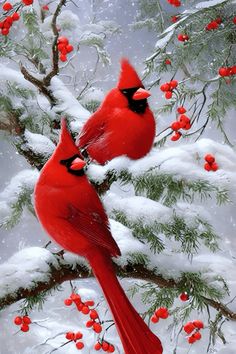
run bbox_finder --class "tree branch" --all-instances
[43,0,67,86]
[1,249,236,321]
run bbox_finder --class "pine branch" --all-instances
[0,248,236,321]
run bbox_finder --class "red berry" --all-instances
[66,44,74,53]
[85,300,95,307]
[160,83,170,92]
[93,322,102,333]
[193,331,202,340]
[22,316,31,325]
[3,2,13,11]
[188,335,197,344]
[165,59,171,65]
[108,344,115,353]
[155,307,169,319]
[215,17,222,24]
[211,162,218,171]
[233,16,236,24]
[22,0,34,5]
[179,115,190,127]
[60,47,68,55]
[165,91,173,99]
[171,16,179,23]
[151,315,159,323]
[94,342,102,350]
[0,22,4,28]
[230,65,236,74]
[5,16,13,25]
[42,5,49,10]
[182,34,189,41]
[86,320,94,328]
[75,331,83,340]
[219,67,230,77]
[180,292,189,301]
[12,12,20,21]
[64,298,73,306]
[58,36,69,45]
[171,131,182,141]
[183,322,195,334]
[60,54,67,62]
[170,121,181,131]
[182,122,191,130]
[14,316,23,325]
[204,154,215,164]
[177,106,186,114]
[76,302,84,311]
[102,342,109,351]
[81,305,90,315]
[65,332,75,340]
[76,341,84,350]
[169,80,178,89]
[70,293,81,303]
[90,309,98,320]
[1,28,10,35]
[21,324,29,332]
[57,43,66,52]
[204,162,211,171]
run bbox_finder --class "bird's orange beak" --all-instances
[132,88,151,100]
[70,157,86,171]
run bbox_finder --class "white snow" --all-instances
[196,0,228,9]
[0,248,58,298]
[0,66,36,90]
[24,130,55,157]
[50,77,90,132]
[154,31,174,50]
[0,169,39,203]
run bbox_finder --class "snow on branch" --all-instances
[0,247,236,321]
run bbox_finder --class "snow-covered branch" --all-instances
[1,247,236,322]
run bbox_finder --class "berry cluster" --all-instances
[14,315,32,332]
[151,307,169,323]
[64,293,102,334]
[65,331,84,350]
[1,3,20,36]
[183,320,204,344]
[57,36,74,62]
[160,80,178,99]
[179,292,189,301]
[205,17,222,31]
[204,154,218,172]
[170,106,191,141]
[218,66,236,77]
[233,16,236,24]
[177,33,189,42]
[167,0,181,7]
[94,341,115,352]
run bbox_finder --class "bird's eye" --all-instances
[122,90,128,94]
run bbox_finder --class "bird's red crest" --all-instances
[117,58,143,90]
[55,118,83,158]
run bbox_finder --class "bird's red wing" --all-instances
[66,203,121,257]
[76,111,106,149]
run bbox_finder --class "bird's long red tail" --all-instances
[88,251,163,354]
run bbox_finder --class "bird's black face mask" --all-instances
[121,87,148,114]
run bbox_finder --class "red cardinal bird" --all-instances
[34,119,163,354]
[76,58,156,164]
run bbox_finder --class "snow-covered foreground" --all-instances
[0,135,236,353]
